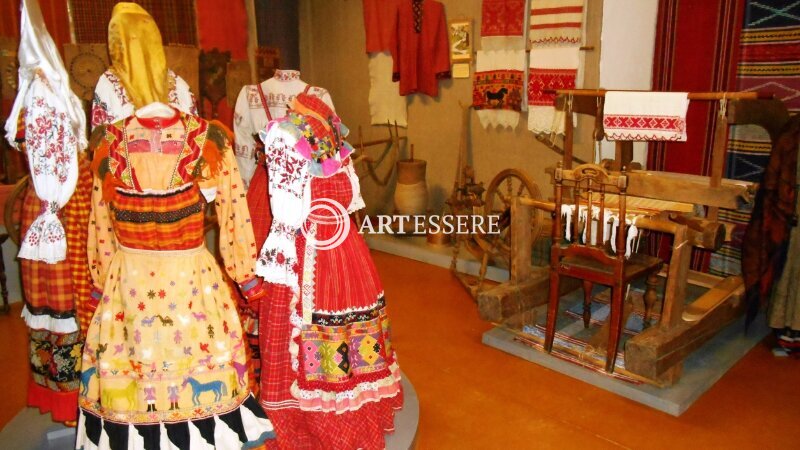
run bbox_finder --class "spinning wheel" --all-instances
[466,169,545,269]
[453,168,547,300]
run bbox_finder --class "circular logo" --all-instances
[301,198,350,250]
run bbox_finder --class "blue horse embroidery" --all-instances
[181,376,228,406]
[80,367,97,396]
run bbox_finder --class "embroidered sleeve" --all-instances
[233,86,257,188]
[91,71,129,129]
[255,121,310,289]
[343,157,366,213]
[205,123,259,285]
[19,75,80,263]
[171,72,199,115]
[87,167,117,292]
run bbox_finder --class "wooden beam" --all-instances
[659,225,691,327]
[682,276,744,322]
[624,289,745,379]
[511,197,532,283]
[626,171,753,209]
[727,99,789,142]
[476,269,582,322]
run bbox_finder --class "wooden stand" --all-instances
[479,91,788,385]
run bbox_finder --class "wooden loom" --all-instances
[478,89,789,385]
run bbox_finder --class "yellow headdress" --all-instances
[108,2,171,108]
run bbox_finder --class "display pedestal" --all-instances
[0,375,420,449]
[482,316,769,416]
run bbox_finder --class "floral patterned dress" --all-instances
[76,113,274,449]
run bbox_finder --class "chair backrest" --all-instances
[552,163,629,261]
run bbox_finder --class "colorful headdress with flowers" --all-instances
[284,93,354,177]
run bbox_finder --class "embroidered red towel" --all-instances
[482,0,527,50]
[603,91,690,141]
[529,0,585,45]
[527,46,581,134]
[474,50,526,129]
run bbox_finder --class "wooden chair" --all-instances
[544,163,663,372]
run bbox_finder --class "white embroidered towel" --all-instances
[368,51,408,127]
[474,49,526,130]
[603,91,690,141]
[529,0,585,46]
[527,46,581,134]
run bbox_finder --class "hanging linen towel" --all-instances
[474,49,526,129]
[527,46,581,134]
[481,0,527,50]
[529,0,585,45]
[603,91,690,141]
[368,51,408,127]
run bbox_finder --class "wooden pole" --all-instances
[544,89,766,100]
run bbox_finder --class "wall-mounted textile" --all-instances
[369,52,408,127]
[196,0,249,126]
[474,50,525,129]
[527,46,580,134]
[603,91,690,141]
[648,0,743,272]
[481,0,526,50]
[70,0,197,45]
[391,0,451,97]
[529,0,585,45]
[712,0,800,280]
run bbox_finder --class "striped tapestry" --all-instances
[709,0,800,277]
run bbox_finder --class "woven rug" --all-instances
[70,0,197,45]
[710,0,800,277]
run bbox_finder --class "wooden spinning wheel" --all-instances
[466,169,545,269]
[453,168,547,300]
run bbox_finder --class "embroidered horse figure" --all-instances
[485,88,509,107]
[101,380,137,409]
[192,312,208,321]
[79,367,97,396]
[141,316,157,327]
[182,376,228,406]
[231,361,248,388]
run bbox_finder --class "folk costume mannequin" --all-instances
[76,104,275,448]
[233,69,334,188]
[4,0,92,425]
[90,3,197,129]
[233,69,335,398]
[256,93,403,449]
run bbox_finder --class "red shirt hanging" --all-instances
[391,0,451,97]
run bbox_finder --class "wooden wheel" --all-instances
[4,175,29,246]
[468,169,544,269]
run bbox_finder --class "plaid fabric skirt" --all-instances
[20,155,93,423]
[247,164,272,251]
[259,173,402,449]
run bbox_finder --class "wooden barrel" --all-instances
[394,159,428,215]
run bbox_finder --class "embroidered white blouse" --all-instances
[90,69,197,129]
[16,72,81,263]
[232,69,334,188]
[255,120,364,289]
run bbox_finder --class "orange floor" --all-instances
[1,251,798,448]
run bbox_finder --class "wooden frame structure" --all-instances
[478,90,790,385]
